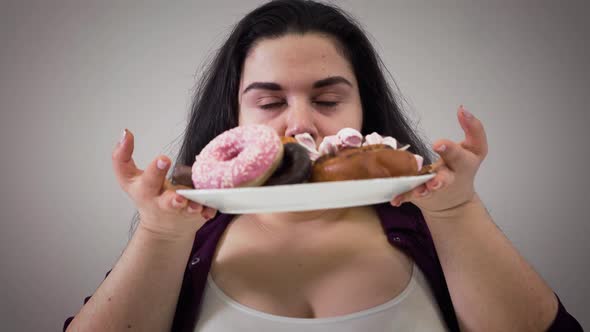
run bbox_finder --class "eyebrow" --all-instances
[242,76,353,94]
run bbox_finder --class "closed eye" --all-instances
[259,101,339,110]
[259,102,286,110]
[314,101,339,107]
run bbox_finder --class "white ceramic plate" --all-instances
[176,174,435,214]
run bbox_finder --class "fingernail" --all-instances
[157,158,169,170]
[435,144,446,153]
[204,208,215,219]
[431,180,442,190]
[461,107,473,120]
[172,196,184,208]
[187,202,202,214]
[119,129,127,144]
[416,185,429,196]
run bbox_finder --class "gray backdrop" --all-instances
[1,0,588,330]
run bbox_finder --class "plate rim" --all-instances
[176,174,435,213]
[176,174,435,196]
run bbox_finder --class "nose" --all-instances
[284,100,318,140]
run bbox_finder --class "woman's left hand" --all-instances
[390,105,488,219]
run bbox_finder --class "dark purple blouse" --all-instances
[65,203,583,331]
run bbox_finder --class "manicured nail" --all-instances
[119,129,127,144]
[157,158,169,170]
[435,144,446,153]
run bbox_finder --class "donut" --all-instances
[264,142,312,186]
[171,164,193,187]
[280,136,298,144]
[311,144,421,182]
[191,125,284,189]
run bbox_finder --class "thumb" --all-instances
[433,139,470,172]
[138,155,171,197]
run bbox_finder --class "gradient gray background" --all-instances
[1,0,588,330]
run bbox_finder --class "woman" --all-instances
[64,1,582,331]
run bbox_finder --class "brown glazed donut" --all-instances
[311,144,419,182]
[264,142,312,186]
[172,164,194,188]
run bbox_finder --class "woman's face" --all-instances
[238,33,363,145]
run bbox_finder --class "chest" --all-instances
[209,220,413,318]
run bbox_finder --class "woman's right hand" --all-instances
[112,129,216,240]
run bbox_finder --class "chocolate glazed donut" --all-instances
[264,142,312,186]
[172,164,194,188]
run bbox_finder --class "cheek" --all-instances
[239,107,285,132]
[313,114,361,140]
[238,106,267,126]
[320,107,363,132]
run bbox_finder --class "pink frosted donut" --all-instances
[192,125,284,189]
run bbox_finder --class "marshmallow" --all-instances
[318,135,342,155]
[294,133,321,161]
[337,128,363,148]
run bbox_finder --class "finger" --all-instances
[412,184,430,199]
[390,191,412,207]
[170,193,188,210]
[112,129,141,191]
[425,165,455,192]
[457,105,488,158]
[433,139,470,173]
[163,182,205,215]
[200,206,217,219]
[138,155,171,198]
[389,195,401,207]
[187,201,204,215]
[158,189,187,211]
[160,190,207,218]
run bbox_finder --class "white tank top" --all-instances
[194,264,448,331]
